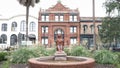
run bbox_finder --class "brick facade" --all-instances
[38,1,102,47]
[38,2,80,47]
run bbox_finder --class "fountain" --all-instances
[28,34,95,68]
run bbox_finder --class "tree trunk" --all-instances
[26,3,29,46]
[115,38,117,47]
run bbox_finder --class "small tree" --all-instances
[99,17,120,48]
[99,0,120,48]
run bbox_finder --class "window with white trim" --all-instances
[69,15,77,21]
[42,26,48,33]
[42,37,48,45]
[11,22,17,31]
[55,14,64,21]
[29,22,36,32]
[55,15,59,21]
[41,15,49,21]
[70,37,77,44]
[70,26,77,33]
[20,20,26,31]
[60,15,63,21]
[1,23,7,31]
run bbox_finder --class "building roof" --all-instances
[40,1,79,14]
[0,15,38,21]
[80,17,103,22]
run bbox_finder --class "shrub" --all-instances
[70,45,91,57]
[0,52,8,61]
[46,48,56,56]
[64,47,71,56]
[11,47,37,63]
[94,50,119,64]
[1,60,11,68]
[10,46,55,64]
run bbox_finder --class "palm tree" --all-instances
[18,0,40,45]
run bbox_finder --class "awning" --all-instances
[28,34,36,38]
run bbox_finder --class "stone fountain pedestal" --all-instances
[54,51,67,61]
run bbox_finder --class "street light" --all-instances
[93,0,96,50]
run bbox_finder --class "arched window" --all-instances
[90,25,94,33]
[97,25,102,31]
[1,23,7,31]
[83,25,88,34]
[55,29,64,34]
[10,34,17,46]
[29,22,36,32]
[11,22,17,31]
[20,20,26,31]
[0,34,7,44]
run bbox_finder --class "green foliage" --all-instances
[0,52,8,61]
[104,0,120,16]
[99,17,120,47]
[46,48,56,56]
[1,60,11,68]
[114,52,120,63]
[94,50,119,64]
[11,46,52,64]
[11,47,36,63]
[70,45,91,57]
[64,47,71,56]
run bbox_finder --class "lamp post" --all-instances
[93,0,96,50]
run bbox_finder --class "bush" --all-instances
[11,47,36,63]
[64,47,71,56]
[1,60,11,68]
[94,50,119,64]
[10,46,56,64]
[0,52,8,61]
[70,45,91,57]
[46,48,56,56]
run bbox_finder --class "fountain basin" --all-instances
[28,56,95,68]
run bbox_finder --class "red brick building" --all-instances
[38,1,80,47]
[38,1,102,47]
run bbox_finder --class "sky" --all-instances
[0,0,106,18]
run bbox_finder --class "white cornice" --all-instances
[0,14,38,21]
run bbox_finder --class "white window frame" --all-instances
[70,37,77,44]
[60,15,63,21]
[70,26,77,33]
[74,16,77,21]
[42,26,48,33]
[42,37,48,45]
[55,15,59,21]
